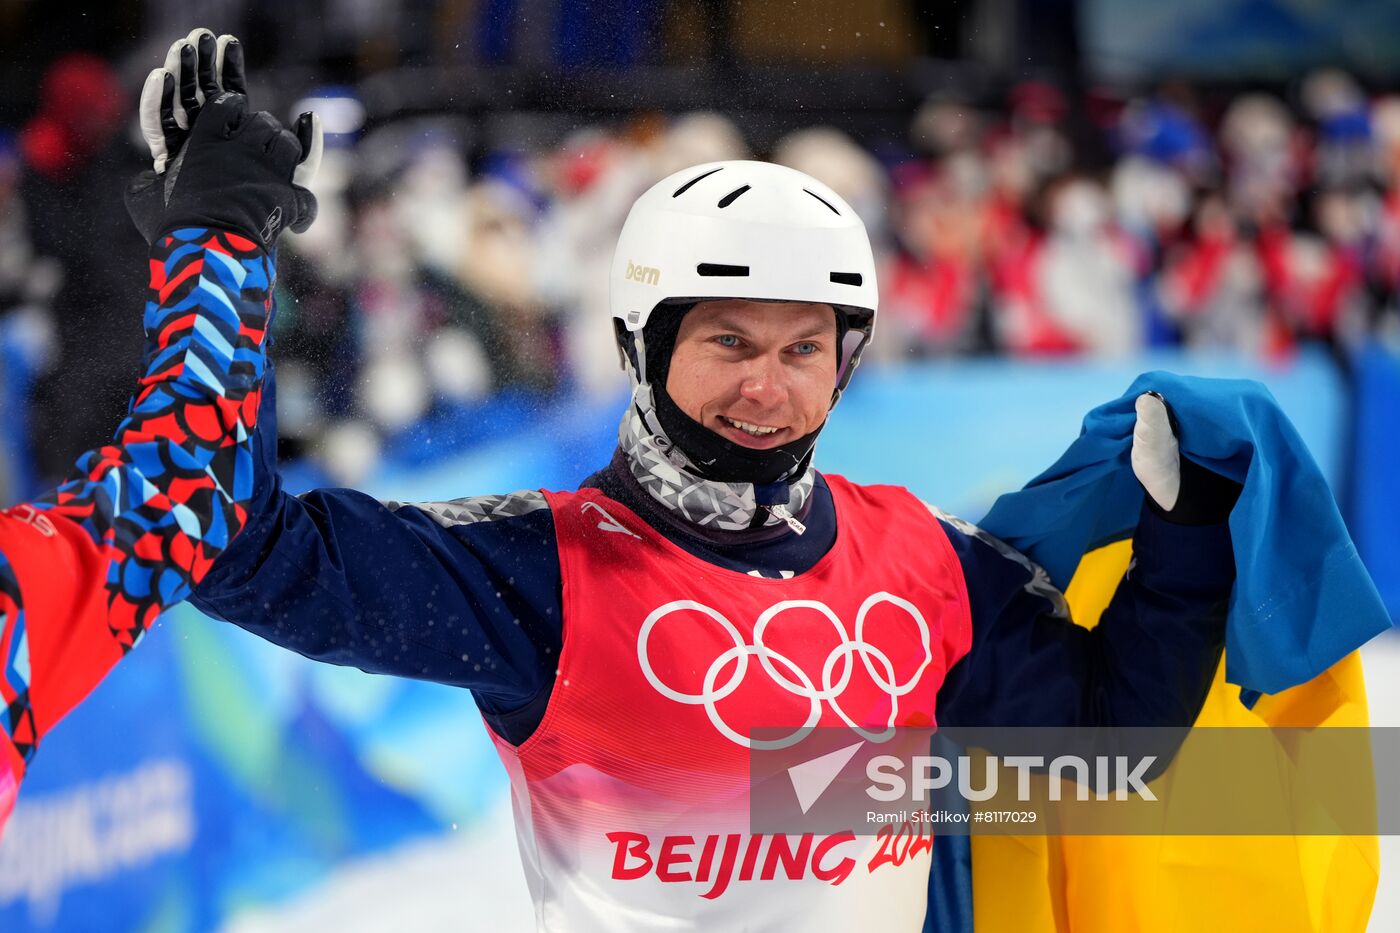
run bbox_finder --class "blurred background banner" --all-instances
[0,612,450,932]
[1,0,1399,930]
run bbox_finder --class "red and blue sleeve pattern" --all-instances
[0,228,273,810]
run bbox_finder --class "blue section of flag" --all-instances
[980,371,1394,706]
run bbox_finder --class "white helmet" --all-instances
[609,160,879,403]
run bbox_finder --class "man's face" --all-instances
[665,299,838,450]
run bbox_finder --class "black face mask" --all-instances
[638,302,835,486]
[651,382,820,484]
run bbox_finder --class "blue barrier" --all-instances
[1352,342,1400,620]
[0,315,41,503]
[822,350,1348,518]
[363,349,1349,522]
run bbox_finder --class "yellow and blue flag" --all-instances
[942,372,1391,932]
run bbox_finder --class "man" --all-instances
[190,51,1238,932]
[0,29,318,836]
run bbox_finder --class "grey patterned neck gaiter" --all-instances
[617,402,815,532]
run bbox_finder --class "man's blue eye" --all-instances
[794,342,819,355]
[716,334,740,348]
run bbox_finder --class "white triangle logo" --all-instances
[581,501,640,538]
[787,740,864,815]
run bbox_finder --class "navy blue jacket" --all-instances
[191,367,1234,746]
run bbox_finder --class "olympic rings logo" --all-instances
[636,594,933,750]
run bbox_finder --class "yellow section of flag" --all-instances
[972,540,1379,933]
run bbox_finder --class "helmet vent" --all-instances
[672,167,723,197]
[804,189,841,215]
[830,272,863,286]
[697,263,750,276]
[717,185,752,208]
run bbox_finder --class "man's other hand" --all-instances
[1132,391,1242,525]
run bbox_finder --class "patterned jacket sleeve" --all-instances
[0,227,273,824]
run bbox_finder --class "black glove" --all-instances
[1154,455,1242,526]
[125,29,321,249]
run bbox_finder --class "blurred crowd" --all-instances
[4,51,1400,490]
[876,74,1400,362]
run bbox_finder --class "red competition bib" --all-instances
[491,475,972,932]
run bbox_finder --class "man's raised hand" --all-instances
[127,27,322,249]
[139,29,247,173]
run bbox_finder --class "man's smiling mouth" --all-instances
[720,416,783,437]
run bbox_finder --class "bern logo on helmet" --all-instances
[625,260,660,286]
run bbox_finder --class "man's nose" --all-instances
[738,356,788,408]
